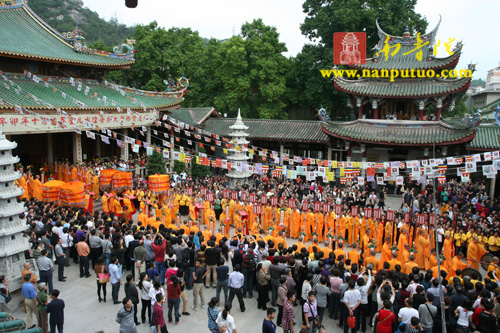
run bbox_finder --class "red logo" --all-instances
[333,32,366,65]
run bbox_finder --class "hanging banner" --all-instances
[279,196,285,206]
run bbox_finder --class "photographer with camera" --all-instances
[152,233,167,285]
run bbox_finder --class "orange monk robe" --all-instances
[263,206,273,230]
[123,196,135,216]
[17,176,29,200]
[467,242,488,271]
[305,212,316,242]
[379,243,392,270]
[245,204,254,230]
[360,218,368,244]
[101,195,109,213]
[375,222,384,252]
[365,256,380,272]
[403,261,418,275]
[291,210,301,238]
[487,263,500,279]
[215,232,224,244]
[32,178,43,201]
[362,234,371,259]
[431,266,448,279]
[327,212,336,232]
[338,216,347,239]
[251,219,259,236]
[57,165,63,181]
[147,216,156,228]
[70,167,78,181]
[153,204,161,221]
[388,258,402,271]
[284,208,292,233]
[84,193,94,213]
[300,211,307,236]
[113,198,123,216]
[150,218,162,231]
[384,222,393,246]
[228,200,235,224]
[317,213,325,242]
[166,222,178,231]
[161,206,171,225]
[138,212,148,227]
[91,175,99,198]
[234,213,242,231]
[308,242,320,254]
[201,229,212,242]
[348,249,360,265]
[321,246,332,259]
[189,225,200,235]
[423,231,432,270]
[296,242,306,254]
[203,201,211,224]
[346,217,355,246]
[180,224,190,235]
[397,233,408,262]
[63,167,70,183]
[415,234,430,268]
[189,204,196,221]
[402,249,410,263]
[443,238,454,271]
[353,217,361,244]
[449,256,467,277]
[334,248,347,263]
[27,176,35,199]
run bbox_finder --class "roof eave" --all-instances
[0,52,134,69]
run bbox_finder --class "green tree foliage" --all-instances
[191,162,211,178]
[146,151,166,176]
[28,0,134,48]
[470,78,486,88]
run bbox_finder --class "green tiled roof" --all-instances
[0,5,133,67]
[0,76,183,110]
[203,118,329,143]
[469,125,500,149]
[334,77,470,98]
[322,119,476,146]
[168,107,219,126]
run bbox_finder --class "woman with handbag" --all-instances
[138,272,152,325]
[207,297,221,333]
[94,256,109,302]
[303,290,320,333]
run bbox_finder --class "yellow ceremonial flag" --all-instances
[327,172,335,181]
[340,167,345,177]
[332,161,337,168]
[355,162,360,168]
[179,153,185,163]
[223,148,228,154]
[249,149,254,154]
[196,156,200,164]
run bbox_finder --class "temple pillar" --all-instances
[419,108,424,120]
[279,142,284,164]
[327,143,332,161]
[436,107,442,121]
[72,132,82,164]
[121,128,129,161]
[47,133,54,163]
[345,141,352,162]
[374,107,379,119]
[361,144,367,176]
[146,126,151,144]
[358,105,363,119]
[490,176,496,199]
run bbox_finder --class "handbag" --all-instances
[347,314,356,329]
[98,273,110,283]
[307,301,321,327]
[0,291,11,304]
[149,325,157,333]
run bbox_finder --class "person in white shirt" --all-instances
[216,302,237,333]
[398,298,419,324]
[355,270,372,332]
[343,280,361,332]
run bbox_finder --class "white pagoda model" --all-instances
[227,109,251,188]
[0,131,30,291]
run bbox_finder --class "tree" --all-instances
[146,151,166,176]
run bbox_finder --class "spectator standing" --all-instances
[262,307,277,333]
[216,258,230,304]
[116,297,137,333]
[94,257,108,302]
[151,234,167,284]
[216,302,237,333]
[54,239,66,282]
[228,264,245,312]
[109,256,122,304]
[192,259,207,311]
[256,262,270,311]
[277,276,288,326]
[37,249,54,294]
[166,275,182,325]
[36,282,49,333]
[138,272,151,324]
[76,237,91,278]
[22,273,39,329]
[0,275,10,313]
[304,290,320,333]
[418,293,437,333]
[46,289,64,333]
[282,291,296,333]
[205,240,220,288]
[207,297,221,333]
[124,275,140,326]
[377,300,396,333]
[343,280,361,333]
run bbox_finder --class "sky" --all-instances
[82,0,499,80]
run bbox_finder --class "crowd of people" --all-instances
[11,157,500,333]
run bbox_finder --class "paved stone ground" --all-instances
[8,196,403,333]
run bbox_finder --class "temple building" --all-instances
[0,0,184,167]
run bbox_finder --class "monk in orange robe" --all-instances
[317,212,325,242]
[338,215,346,239]
[70,165,78,181]
[90,173,100,198]
[443,234,454,271]
[361,229,372,259]
[467,237,488,271]
[379,237,392,270]
[375,220,384,252]
[360,217,368,244]
[346,216,355,246]
[17,174,29,200]
[31,175,43,201]
[448,253,467,277]
[334,242,347,263]
[138,209,147,227]
[305,210,316,242]
[101,193,109,214]
[348,244,361,265]
[353,215,361,245]
[291,209,301,238]
[84,191,94,214]
[263,205,272,230]
[397,229,408,262]
[415,230,430,269]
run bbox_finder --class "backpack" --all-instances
[243,254,256,271]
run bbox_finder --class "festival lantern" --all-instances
[271,196,278,207]
[249,193,257,203]
[302,201,309,211]
[314,201,321,212]
[186,187,193,196]
[404,212,411,223]
[253,204,262,215]
[111,172,132,190]
[322,202,330,212]
[148,175,170,194]
[261,195,268,205]
[223,189,230,199]
[386,210,395,221]
[373,208,381,220]
[206,192,214,203]
[418,214,426,225]
[365,207,372,218]
[335,204,342,215]
[288,199,296,209]
[201,188,207,196]
[59,181,85,207]
[42,180,65,203]
[231,191,238,200]
[99,169,119,190]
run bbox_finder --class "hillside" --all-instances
[27,0,135,50]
